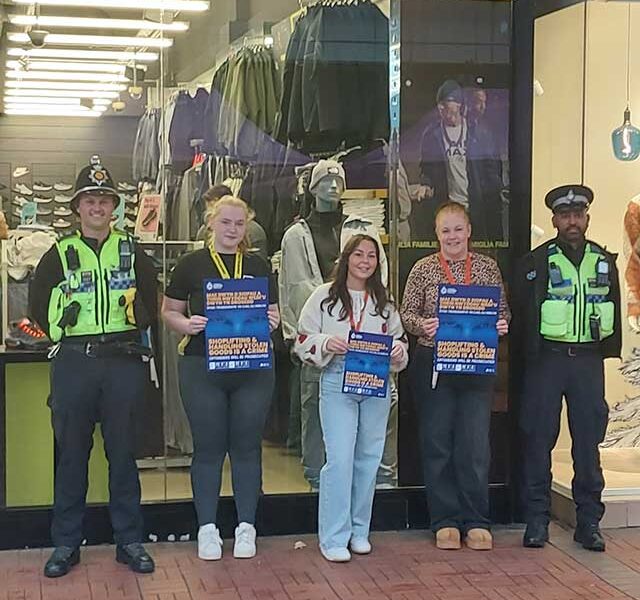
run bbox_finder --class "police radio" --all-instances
[589,313,601,341]
[119,239,132,271]
[65,246,80,271]
[549,262,563,286]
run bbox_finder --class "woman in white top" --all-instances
[295,234,408,562]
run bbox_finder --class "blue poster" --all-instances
[434,284,500,375]
[342,331,393,398]
[203,277,271,371]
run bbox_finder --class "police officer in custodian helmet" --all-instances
[515,185,621,552]
[29,156,158,577]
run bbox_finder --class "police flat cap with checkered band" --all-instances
[544,184,593,213]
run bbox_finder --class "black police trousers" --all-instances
[48,345,146,547]
[520,346,608,527]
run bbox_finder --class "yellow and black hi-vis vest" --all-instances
[47,229,138,342]
[540,243,615,343]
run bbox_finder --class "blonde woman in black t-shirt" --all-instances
[162,196,279,561]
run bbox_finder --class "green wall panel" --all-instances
[5,362,109,507]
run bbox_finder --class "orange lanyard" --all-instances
[349,292,369,332]
[439,252,472,285]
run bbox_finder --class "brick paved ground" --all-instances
[2,524,640,600]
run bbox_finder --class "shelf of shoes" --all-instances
[120,183,139,233]
[9,163,77,232]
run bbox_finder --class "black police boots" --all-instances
[522,522,549,548]
[44,546,80,578]
[116,542,155,573]
[574,524,606,552]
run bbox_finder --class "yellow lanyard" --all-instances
[209,246,243,279]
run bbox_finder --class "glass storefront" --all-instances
[0,0,516,546]
[531,0,640,505]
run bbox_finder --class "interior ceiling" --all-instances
[0,0,198,115]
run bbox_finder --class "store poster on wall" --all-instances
[203,277,272,372]
[434,284,500,375]
[399,0,511,249]
[135,194,161,241]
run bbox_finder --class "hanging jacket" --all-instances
[276,1,389,151]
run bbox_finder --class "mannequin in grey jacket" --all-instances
[279,160,395,489]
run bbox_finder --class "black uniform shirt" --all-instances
[164,249,278,356]
[30,232,158,339]
[556,238,586,268]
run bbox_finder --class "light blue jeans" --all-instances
[318,357,391,552]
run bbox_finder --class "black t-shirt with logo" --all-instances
[165,249,277,356]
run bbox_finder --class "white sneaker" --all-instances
[198,523,222,560]
[13,195,28,206]
[33,181,52,192]
[13,183,32,196]
[54,194,72,203]
[320,546,351,562]
[54,207,72,217]
[233,522,256,558]
[52,218,71,229]
[54,182,73,192]
[350,537,372,555]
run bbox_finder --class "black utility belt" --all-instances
[62,339,152,359]
[542,342,600,357]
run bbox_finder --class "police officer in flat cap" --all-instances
[515,184,621,551]
[29,156,158,577]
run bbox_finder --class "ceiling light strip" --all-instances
[8,33,173,49]
[6,70,129,82]
[4,96,83,105]
[11,0,209,11]
[8,15,189,32]
[6,60,128,73]
[7,48,158,61]
[4,103,106,112]
[5,88,120,98]
[6,80,126,91]
[3,109,103,118]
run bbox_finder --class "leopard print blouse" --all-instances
[400,252,511,348]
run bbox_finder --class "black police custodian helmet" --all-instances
[544,184,594,213]
[70,155,120,213]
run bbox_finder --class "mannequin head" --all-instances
[309,160,346,213]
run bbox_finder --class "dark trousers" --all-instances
[520,348,607,527]
[410,345,494,533]
[49,346,145,547]
[178,356,274,526]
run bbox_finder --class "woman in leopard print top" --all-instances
[400,202,510,552]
